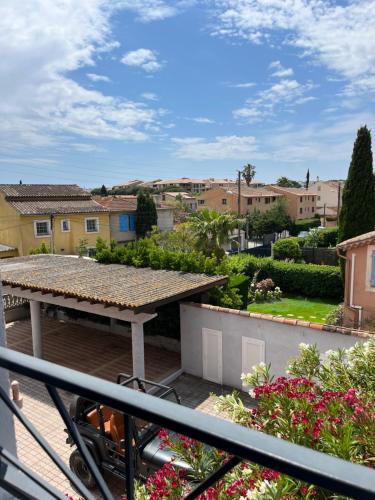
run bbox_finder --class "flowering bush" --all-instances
[248,274,282,303]
[134,339,375,499]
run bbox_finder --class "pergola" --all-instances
[0,255,227,379]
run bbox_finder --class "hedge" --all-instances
[289,228,338,248]
[290,218,320,236]
[228,254,343,300]
[228,274,250,309]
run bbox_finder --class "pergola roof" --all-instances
[0,255,227,312]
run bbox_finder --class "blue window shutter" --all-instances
[130,215,137,231]
[371,251,375,287]
[119,215,129,232]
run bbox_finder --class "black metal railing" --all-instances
[3,294,29,311]
[0,347,375,499]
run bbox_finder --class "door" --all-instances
[202,328,222,384]
[241,337,265,390]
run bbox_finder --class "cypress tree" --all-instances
[338,126,375,243]
[136,192,157,238]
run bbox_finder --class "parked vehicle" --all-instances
[66,374,189,488]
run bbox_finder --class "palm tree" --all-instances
[242,163,256,186]
[188,209,238,259]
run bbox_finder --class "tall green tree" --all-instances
[276,176,301,188]
[338,126,375,247]
[188,209,238,259]
[242,163,256,186]
[100,184,108,196]
[136,192,158,239]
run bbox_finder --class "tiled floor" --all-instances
[6,319,251,499]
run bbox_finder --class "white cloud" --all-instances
[117,0,178,22]
[172,135,258,160]
[86,73,111,82]
[0,1,172,153]
[233,79,316,122]
[191,117,215,124]
[211,0,375,95]
[121,48,164,72]
[229,82,256,88]
[269,61,294,78]
[141,92,158,101]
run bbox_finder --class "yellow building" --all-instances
[0,184,110,256]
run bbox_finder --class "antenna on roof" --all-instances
[19,180,22,185]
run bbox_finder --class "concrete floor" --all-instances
[5,318,251,498]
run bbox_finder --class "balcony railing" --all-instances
[0,346,375,499]
[3,294,29,311]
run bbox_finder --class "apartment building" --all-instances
[196,187,282,214]
[267,186,317,219]
[307,179,344,216]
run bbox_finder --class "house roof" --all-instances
[226,186,282,198]
[0,244,16,253]
[8,199,108,215]
[268,186,317,196]
[95,195,137,212]
[0,184,90,199]
[0,255,227,312]
[0,184,108,216]
[337,231,375,251]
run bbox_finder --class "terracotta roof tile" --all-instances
[0,255,227,312]
[8,199,108,215]
[337,230,375,250]
[0,184,89,198]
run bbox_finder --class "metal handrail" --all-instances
[0,346,375,499]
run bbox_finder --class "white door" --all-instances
[241,337,265,390]
[202,328,222,384]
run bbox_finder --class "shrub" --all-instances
[325,304,344,326]
[272,238,302,261]
[228,274,249,309]
[317,227,338,247]
[289,217,320,236]
[229,254,343,299]
[29,241,51,255]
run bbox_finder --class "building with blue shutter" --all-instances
[95,195,174,244]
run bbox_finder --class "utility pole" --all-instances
[323,203,326,227]
[237,170,241,253]
[0,280,17,457]
[50,214,55,254]
[337,183,341,226]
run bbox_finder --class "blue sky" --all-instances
[0,0,374,187]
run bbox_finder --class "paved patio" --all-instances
[6,318,251,498]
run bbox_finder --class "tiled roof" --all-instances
[0,255,227,311]
[0,244,16,253]
[187,303,372,339]
[337,230,375,250]
[268,186,317,196]
[8,199,108,215]
[95,195,137,212]
[0,184,90,199]
[226,186,282,197]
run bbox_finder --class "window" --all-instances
[247,198,252,205]
[85,218,99,233]
[61,219,70,232]
[300,197,303,202]
[87,247,96,258]
[371,251,375,287]
[198,200,205,205]
[34,220,51,237]
[312,207,315,213]
[300,207,303,214]
[318,196,321,201]
[272,197,276,202]
[265,197,270,204]
[222,198,227,205]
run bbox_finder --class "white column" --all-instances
[30,300,42,358]
[0,283,17,457]
[131,322,145,379]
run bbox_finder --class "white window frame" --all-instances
[34,220,51,238]
[85,217,99,233]
[60,219,71,233]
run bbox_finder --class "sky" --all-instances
[0,0,374,187]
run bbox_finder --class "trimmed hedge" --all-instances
[290,218,320,236]
[272,238,302,261]
[228,274,250,309]
[228,254,343,300]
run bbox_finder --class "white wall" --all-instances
[180,303,367,390]
[157,209,174,231]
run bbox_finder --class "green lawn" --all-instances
[247,296,338,324]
